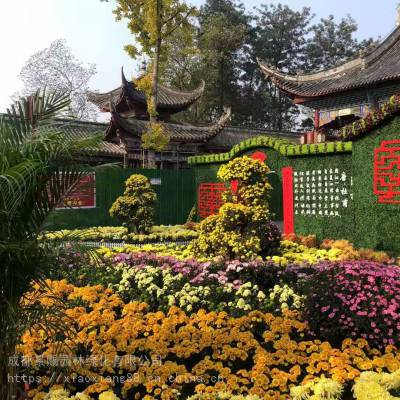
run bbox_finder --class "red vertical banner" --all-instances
[282,166,294,235]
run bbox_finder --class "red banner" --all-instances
[282,167,294,234]
[57,173,96,209]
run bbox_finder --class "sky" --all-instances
[0,0,398,114]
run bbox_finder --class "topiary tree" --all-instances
[110,174,157,234]
[191,156,280,260]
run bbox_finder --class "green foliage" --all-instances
[193,118,400,255]
[45,168,196,230]
[0,89,101,399]
[103,0,196,166]
[306,15,377,71]
[191,156,279,260]
[193,144,355,246]
[109,174,157,234]
[109,0,196,60]
[198,11,247,116]
[351,115,400,253]
[161,0,374,129]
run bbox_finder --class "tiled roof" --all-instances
[110,108,231,143]
[38,119,126,157]
[259,26,400,99]
[87,69,205,113]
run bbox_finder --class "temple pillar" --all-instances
[314,109,320,131]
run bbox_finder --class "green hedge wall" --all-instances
[352,117,400,252]
[45,167,196,230]
[188,136,352,165]
[194,147,354,241]
[193,117,400,253]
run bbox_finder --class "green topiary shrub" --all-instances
[109,174,157,234]
[191,156,280,260]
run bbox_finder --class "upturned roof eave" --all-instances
[109,107,231,143]
[257,25,400,99]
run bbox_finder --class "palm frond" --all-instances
[0,87,108,400]
[6,88,70,138]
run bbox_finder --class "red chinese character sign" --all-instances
[374,139,400,204]
[198,183,226,219]
[56,173,96,209]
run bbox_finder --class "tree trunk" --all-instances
[147,0,162,170]
[219,58,224,112]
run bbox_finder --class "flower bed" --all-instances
[53,250,305,315]
[41,225,198,245]
[302,260,400,349]
[22,233,400,400]
[19,281,400,400]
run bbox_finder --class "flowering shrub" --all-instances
[268,240,344,266]
[192,156,279,260]
[19,281,400,400]
[188,394,262,400]
[269,284,305,314]
[290,376,343,400]
[353,368,400,400]
[41,387,118,399]
[302,260,400,349]
[97,243,196,260]
[109,174,156,234]
[56,251,291,315]
[321,239,394,264]
[282,234,317,248]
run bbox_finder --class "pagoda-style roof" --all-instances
[39,119,126,158]
[87,69,205,114]
[108,107,231,143]
[259,26,400,102]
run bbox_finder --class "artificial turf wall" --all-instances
[189,116,400,253]
[45,168,196,230]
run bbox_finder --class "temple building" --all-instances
[259,23,400,137]
[86,70,301,168]
[87,70,232,168]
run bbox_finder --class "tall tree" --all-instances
[306,15,377,71]
[161,27,204,123]
[199,13,246,118]
[197,0,250,123]
[248,4,313,130]
[102,0,196,167]
[17,39,98,121]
